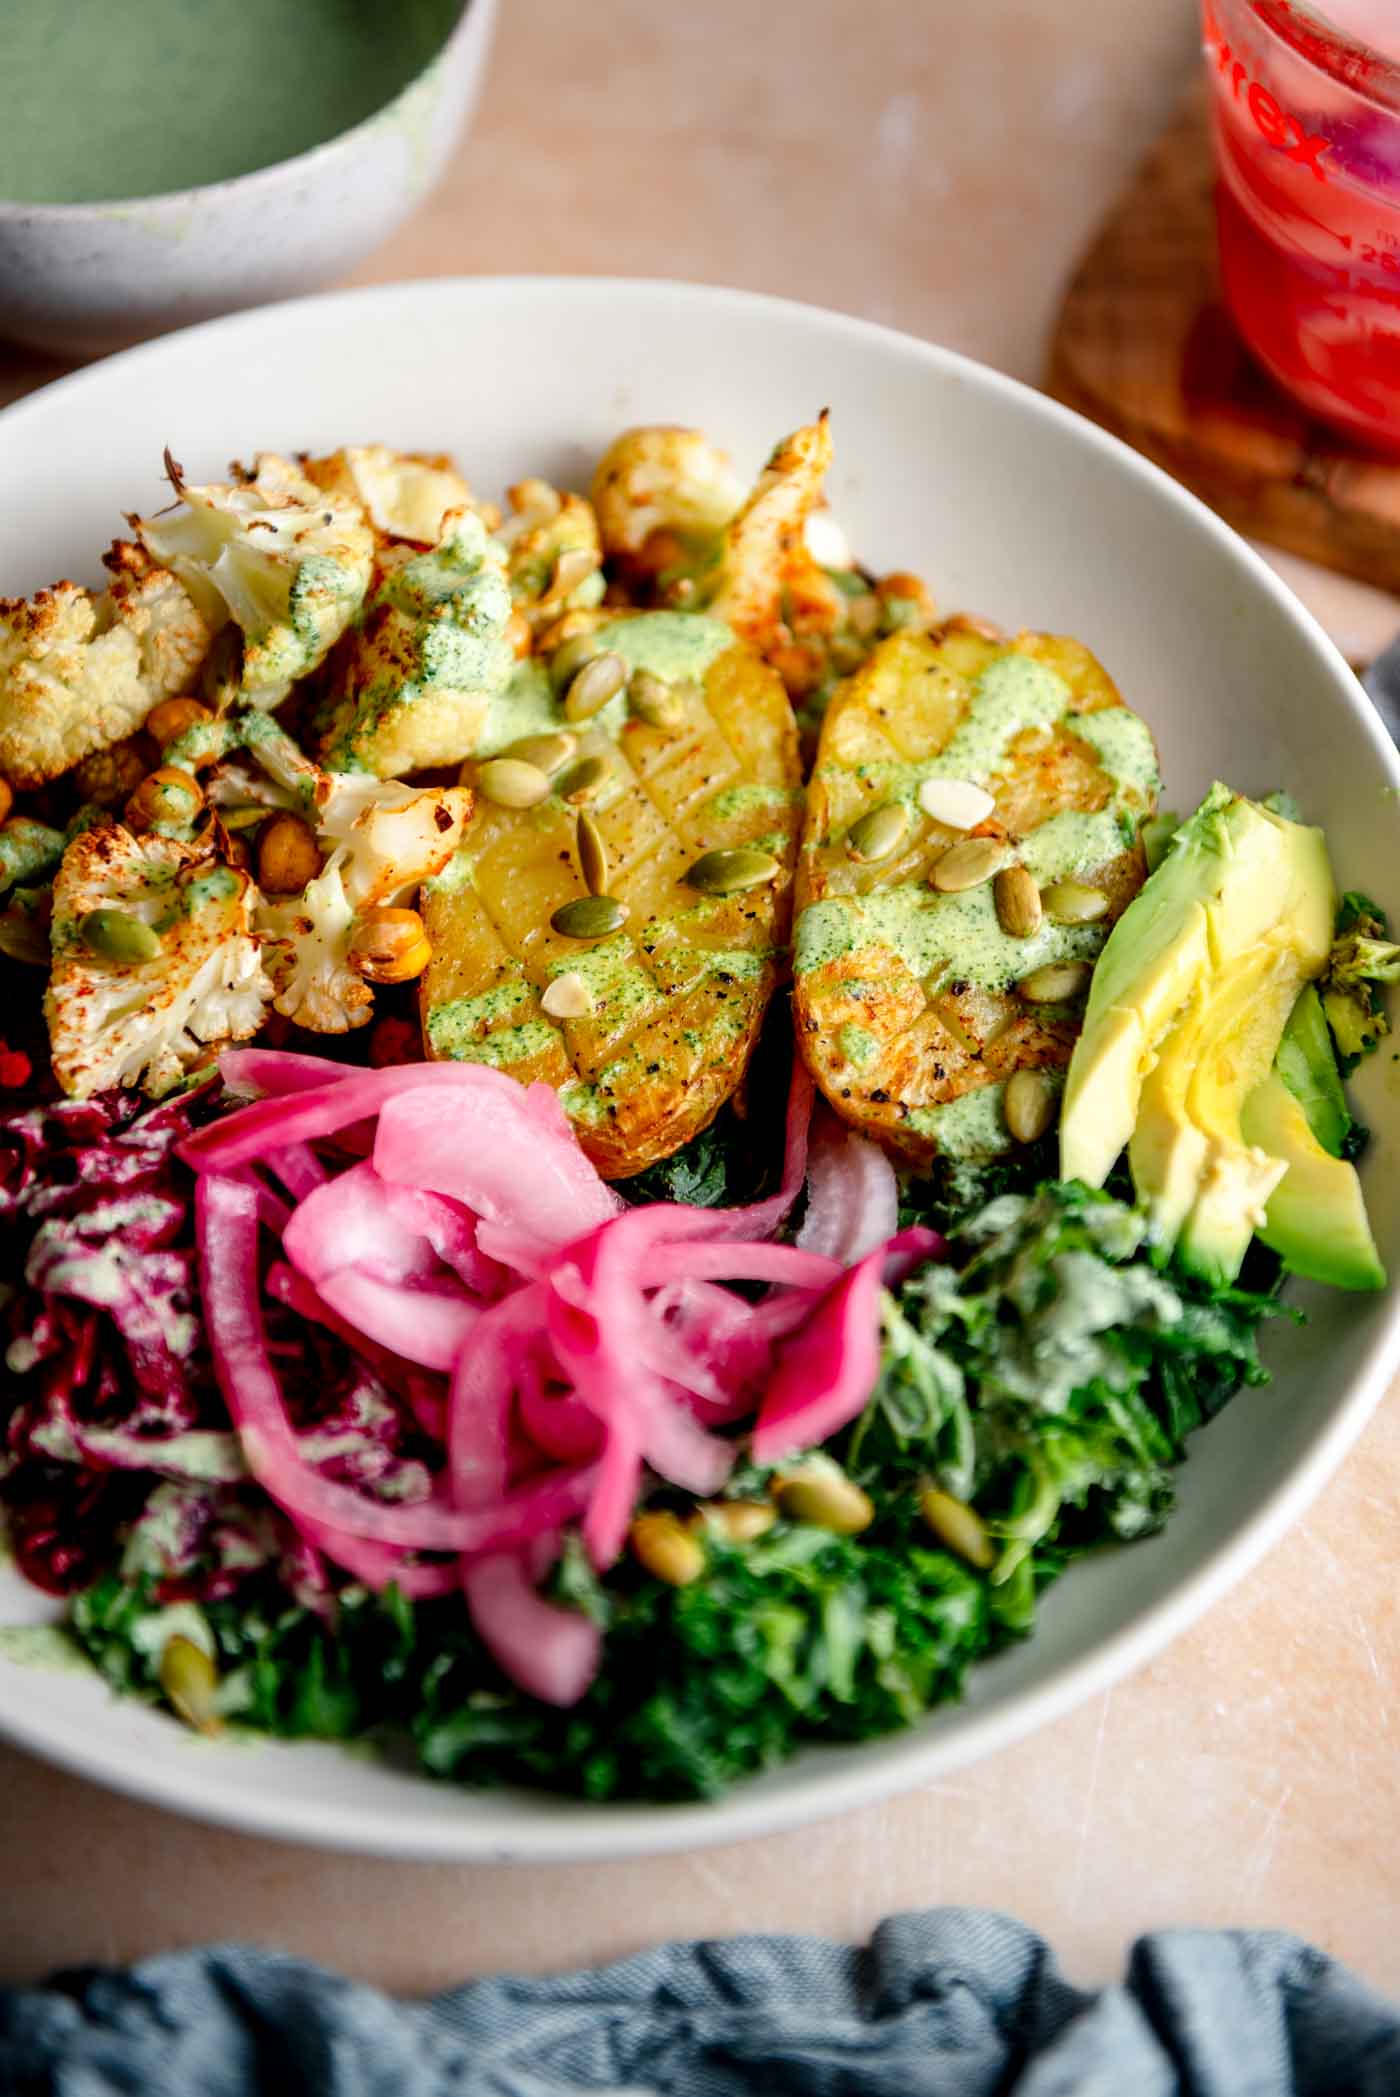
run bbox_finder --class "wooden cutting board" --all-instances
[1049,86,1400,599]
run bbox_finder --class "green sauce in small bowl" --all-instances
[0,0,462,205]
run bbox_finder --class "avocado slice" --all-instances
[1145,804,1333,1283]
[1241,1072,1384,1289]
[1061,785,1331,1193]
[1236,987,1385,1291]
[1129,945,1291,1271]
[1273,983,1352,1158]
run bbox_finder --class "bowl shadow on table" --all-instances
[0,341,73,416]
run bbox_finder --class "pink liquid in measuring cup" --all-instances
[1204,0,1400,452]
[1322,1,1395,46]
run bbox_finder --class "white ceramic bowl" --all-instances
[0,0,497,357]
[2,278,1398,1862]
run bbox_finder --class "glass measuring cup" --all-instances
[1202,0,1400,452]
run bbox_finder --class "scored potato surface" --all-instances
[420,614,801,1178]
[792,624,1159,1164]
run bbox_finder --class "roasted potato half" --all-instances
[792,622,1159,1164]
[420,612,801,1178]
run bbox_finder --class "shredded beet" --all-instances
[4,1052,946,1710]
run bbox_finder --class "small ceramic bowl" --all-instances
[0,0,498,357]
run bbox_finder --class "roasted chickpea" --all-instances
[256,813,323,896]
[347,906,432,985]
[145,697,213,750]
[124,766,204,833]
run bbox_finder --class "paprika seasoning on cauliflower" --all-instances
[45,821,272,1099]
[256,775,473,1032]
[0,549,210,791]
[316,506,514,778]
[193,707,473,1034]
[134,452,374,709]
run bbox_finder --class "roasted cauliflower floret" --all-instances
[134,452,374,708]
[319,773,473,909]
[101,539,213,698]
[212,708,470,1032]
[706,415,844,667]
[495,480,605,639]
[301,445,475,550]
[257,780,471,1032]
[590,426,744,566]
[257,861,371,1036]
[46,821,271,1098]
[654,416,936,727]
[0,567,210,791]
[316,507,513,777]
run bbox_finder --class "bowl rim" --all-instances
[0,0,486,222]
[2,272,1399,1863]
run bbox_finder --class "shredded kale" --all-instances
[897,1129,1063,1235]
[621,1110,751,1209]
[68,1180,1287,1803]
[850,1182,1286,1580]
[1321,892,1400,1075]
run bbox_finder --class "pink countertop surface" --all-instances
[3,0,1398,1998]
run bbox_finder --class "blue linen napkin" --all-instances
[2,1908,1399,2094]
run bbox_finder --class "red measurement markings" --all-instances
[1203,2,1332,179]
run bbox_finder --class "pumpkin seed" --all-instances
[577,811,608,896]
[549,632,605,691]
[775,1458,874,1535]
[502,730,577,777]
[1004,1067,1057,1143]
[218,802,272,832]
[159,1634,221,1735]
[917,776,995,830]
[558,754,612,806]
[693,1499,777,1542]
[547,544,598,601]
[919,1487,995,1569]
[1016,960,1091,1004]
[541,969,595,1019]
[629,668,685,730]
[684,847,781,895]
[931,835,1006,893]
[80,908,160,965]
[550,894,628,939]
[477,757,553,809]
[994,864,1043,939]
[631,1510,706,1586]
[846,802,908,864]
[563,649,628,721]
[1041,879,1109,925]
